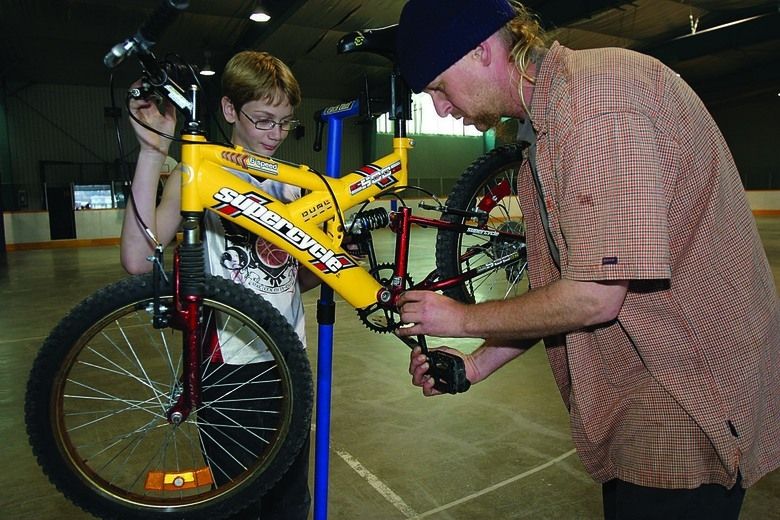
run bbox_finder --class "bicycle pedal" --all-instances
[427,350,471,394]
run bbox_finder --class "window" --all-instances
[376,93,483,137]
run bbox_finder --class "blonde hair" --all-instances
[499,2,548,116]
[221,51,301,111]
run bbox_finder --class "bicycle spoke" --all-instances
[65,378,166,410]
[70,359,170,400]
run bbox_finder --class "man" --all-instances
[395,0,780,518]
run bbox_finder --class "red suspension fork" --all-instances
[166,239,204,425]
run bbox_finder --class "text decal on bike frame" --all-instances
[212,188,357,274]
[348,161,402,195]
[221,151,279,176]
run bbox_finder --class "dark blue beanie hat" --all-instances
[396,0,516,93]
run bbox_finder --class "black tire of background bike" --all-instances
[435,143,527,304]
[24,272,313,520]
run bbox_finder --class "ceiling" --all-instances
[1,0,779,106]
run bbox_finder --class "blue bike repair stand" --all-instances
[314,100,361,520]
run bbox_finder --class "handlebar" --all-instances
[103,0,189,70]
[105,0,197,128]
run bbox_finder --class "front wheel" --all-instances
[436,143,529,304]
[25,273,313,520]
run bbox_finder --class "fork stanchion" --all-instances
[314,101,360,520]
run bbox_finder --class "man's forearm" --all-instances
[463,278,628,340]
[469,338,536,383]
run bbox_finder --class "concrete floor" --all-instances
[1,218,779,519]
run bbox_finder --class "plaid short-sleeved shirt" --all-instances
[521,42,780,488]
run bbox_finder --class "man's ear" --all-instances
[222,96,237,123]
[473,41,492,67]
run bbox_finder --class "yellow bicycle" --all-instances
[25,2,527,518]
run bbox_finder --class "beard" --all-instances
[470,111,502,132]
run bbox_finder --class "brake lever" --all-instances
[398,334,471,394]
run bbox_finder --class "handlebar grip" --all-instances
[104,39,136,69]
[138,0,190,45]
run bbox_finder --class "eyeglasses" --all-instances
[240,110,299,132]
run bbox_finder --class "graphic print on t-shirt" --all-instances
[221,236,297,294]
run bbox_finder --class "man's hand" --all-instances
[397,290,468,337]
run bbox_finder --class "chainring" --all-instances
[356,263,413,333]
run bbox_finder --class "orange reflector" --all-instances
[144,467,214,491]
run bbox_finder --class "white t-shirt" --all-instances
[203,172,306,363]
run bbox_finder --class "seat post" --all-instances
[390,67,412,138]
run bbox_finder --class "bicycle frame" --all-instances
[175,129,524,311]
[177,130,411,310]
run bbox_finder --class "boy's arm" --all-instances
[297,269,322,293]
[120,93,183,274]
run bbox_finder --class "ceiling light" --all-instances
[199,51,216,77]
[250,2,271,23]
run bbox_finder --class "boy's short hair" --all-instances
[222,51,301,110]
